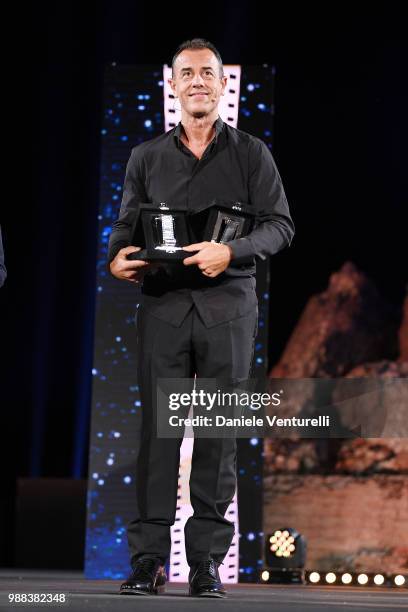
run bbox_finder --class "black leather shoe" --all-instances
[119,557,167,595]
[189,557,226,598]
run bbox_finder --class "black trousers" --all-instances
[127,300,258,567]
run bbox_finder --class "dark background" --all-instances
[1,2,406,566]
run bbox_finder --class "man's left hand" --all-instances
[183,242,233,277]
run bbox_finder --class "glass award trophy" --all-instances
[189,199,256,245]
[127,202,198,262]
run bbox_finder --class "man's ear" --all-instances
[168,77,176,96]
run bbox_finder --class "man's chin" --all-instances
[191,111,207,118]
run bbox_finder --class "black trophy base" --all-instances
[126,248,198,263]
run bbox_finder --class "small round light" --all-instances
[325,572,336,584]
[271,544,277,551]
[276,550,283,557]
[261,570,270,581]
[283,530,290,537]
[374,574,385,586]
[275,530,282,537]
[288,544,296,552]
[357,574,369,585]
[270,536,276,543]
[394,575,406,587]
[309,572,320,583]
[341,573,352,584]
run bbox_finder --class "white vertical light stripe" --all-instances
[163,66,242,581]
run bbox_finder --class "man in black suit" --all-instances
[108,38,294,598]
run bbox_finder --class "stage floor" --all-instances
[0,570,406,612]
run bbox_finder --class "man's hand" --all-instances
[183,241,233,277]
[109,246,159,283]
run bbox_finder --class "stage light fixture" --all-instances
[325,572,336,584]
[394,575,406,587]
[306,571,407,589]
[341,573,352,584]
[261,527,307,584]
[357,573,369,585]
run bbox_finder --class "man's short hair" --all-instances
[171,38,224,79]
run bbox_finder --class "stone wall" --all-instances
[263,265,408,573]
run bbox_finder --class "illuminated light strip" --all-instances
[163,64,242,132]
[304,571,407,588]
[168,410,239,584]
[165,65,242,584]
[261,569,407,588]
[167,374,240,584]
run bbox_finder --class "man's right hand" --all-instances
[109,246,159,283]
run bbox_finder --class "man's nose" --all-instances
[191,73,205,86]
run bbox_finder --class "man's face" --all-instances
[169,48,227,119]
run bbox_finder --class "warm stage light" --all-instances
[263,527,307,584]
[357,574,369,585]
[261,570,270,581]
[266,527,305,562]
[341,573,352,584]
[304,570,406,589]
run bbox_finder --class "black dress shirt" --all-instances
[108,116,295,327]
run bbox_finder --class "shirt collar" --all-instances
[173,116,224,149]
